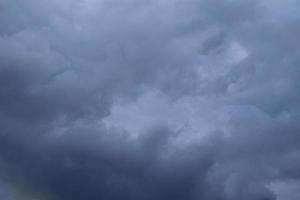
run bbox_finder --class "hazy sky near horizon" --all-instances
[0,0,300,199]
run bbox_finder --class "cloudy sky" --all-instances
[0,0,300,199]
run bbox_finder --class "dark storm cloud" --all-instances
[0,0,300,200]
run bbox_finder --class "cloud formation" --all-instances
[0,0,300,199]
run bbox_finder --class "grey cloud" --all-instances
[0,0,300,200]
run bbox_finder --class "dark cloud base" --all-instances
[0,0,300,199]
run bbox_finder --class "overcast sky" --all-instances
[0,0,300,199]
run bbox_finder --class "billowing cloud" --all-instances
[0,0,300,199]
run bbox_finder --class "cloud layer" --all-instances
[0,0,300,199]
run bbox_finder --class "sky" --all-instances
[0,0,300,199]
